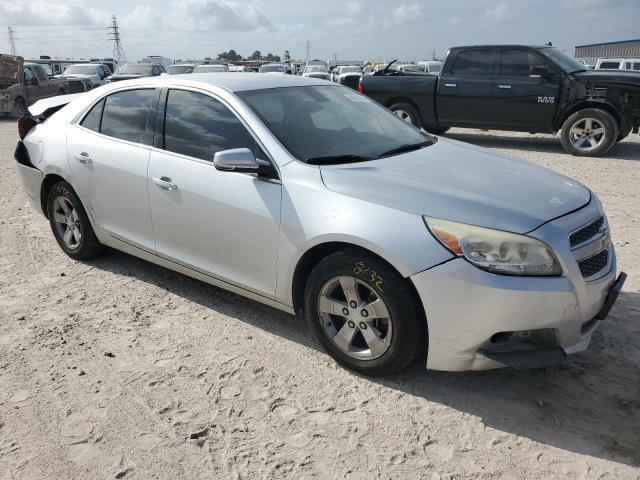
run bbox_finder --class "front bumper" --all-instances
[411,198,623,371]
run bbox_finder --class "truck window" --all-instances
[499,49,546,77]
[634,63,640,71]
[450,50,494,76]
[34,66,47,82]
[599,61,620,69]
[23,68,35,84]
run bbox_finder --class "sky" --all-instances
[0,0,639,62]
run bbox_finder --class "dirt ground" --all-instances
[0,118,639,480]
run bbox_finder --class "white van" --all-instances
[595,58,640,71]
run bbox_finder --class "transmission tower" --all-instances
[8,27,17,56]
[107,16,126,62]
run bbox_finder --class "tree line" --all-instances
[215,50,291,63]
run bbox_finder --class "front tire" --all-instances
[388,102,422,128]
[46,181,104,260]
[560,108,618,157]
[304,249,425,375]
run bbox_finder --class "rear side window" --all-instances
[450,50,494,76]
[599,61,620,69]
[162,89,259,161]
[100,89,154,144]
[80,98,105,132]
[499,49,546,77]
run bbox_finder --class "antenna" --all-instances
[107,15,126,62]
[8,26,17,56]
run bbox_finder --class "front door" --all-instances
[67,88,157,251]
[147,88,282,298]
[492,48,561,130]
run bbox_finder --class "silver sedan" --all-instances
[15,74,625,374]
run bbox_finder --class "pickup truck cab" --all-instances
[0,56,70,117]
[359,45,640,156]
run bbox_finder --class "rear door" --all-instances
[491,48,561,130]
[147,88,282,298]
[436,48,497,125]
[67,88,157,251]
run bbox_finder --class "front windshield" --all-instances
[117,64,152,74]
[168,65,194,74]
[539,47,585,73]
[64,66,97,75]
[238,85,433,163]
[194,65,226,72]
[260,65,285,73]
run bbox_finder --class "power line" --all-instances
[107,15,126,62]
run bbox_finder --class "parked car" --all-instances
[167,64,196,75]
[194,64,230,73]
[0,55,73,117]
[395,63,423,73]
[141,56,174,71]
[90,58,119,74]
[15,75,625,374]
[359,45,640,156]
[302,65,330,80]
[58,64,110,88]
[595,58,640,71]
[332,65,362,82]
[259,64,288,74]
[417,60,443,74]
[107,63,165,82]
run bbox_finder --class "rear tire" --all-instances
[46,181,104,260]
[388,102,422,128]
[304,249,425,376]
[560,108,618,157]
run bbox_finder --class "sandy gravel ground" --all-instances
[0,118,639,480]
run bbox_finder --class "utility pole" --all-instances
[8,27,17,56]
[305,40,311,64]
[107,16,126,62]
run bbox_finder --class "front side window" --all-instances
[450,50,495,76]
[23,68,35,84]
[162,89,259,161]
[100,89,154,144]
[499,49,546,77]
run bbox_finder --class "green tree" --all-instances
[249,50,262,60]
[217,49,242,61]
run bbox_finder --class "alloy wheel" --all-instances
[393,109,412,123]
[569,117,606,152]
[317,276,393,360]
[52,196,82,250]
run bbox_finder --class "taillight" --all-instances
[357,81,363,93]
[18,116,38,140]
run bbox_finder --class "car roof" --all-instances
[143,73,330,92]
[451,44,551,50]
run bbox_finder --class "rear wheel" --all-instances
[388,102,422,128]
[304,249,425,375]
[560,108,618,157]
[46,181,104,260]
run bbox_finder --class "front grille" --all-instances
[570,217,604,248]
[578,249,609,278]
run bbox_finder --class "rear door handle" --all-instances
[444,83,457,87]
[74,152,92,164]
[152,176,178,191]
[498,84,512,89]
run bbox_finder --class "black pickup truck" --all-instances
[359,45,640,156]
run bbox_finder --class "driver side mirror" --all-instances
[214,148,262,174]
[530,66,550,79]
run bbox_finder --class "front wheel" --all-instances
[46,181,104,260]
[388,102,422,128]
[560,108,618,157]
[304,249,425,375]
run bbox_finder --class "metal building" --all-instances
[575,39,640,66]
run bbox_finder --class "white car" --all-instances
[15,74,624,375]
[194,64,230,73]
[302,65,330,80]
[331,65,362,83]
[417,60,443,74]
[595,58,640,71]
[259,64,289,75]
[59,64,110,88]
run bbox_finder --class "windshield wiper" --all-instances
[306,154,373,165]
[376,141,430,159]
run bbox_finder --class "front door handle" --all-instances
[498,84,512,89]
[152,176,178,191]
[444,83,457,87]
[74,152,92,164]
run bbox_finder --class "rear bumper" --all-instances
[14,141,45,214]
[411,198,622,371]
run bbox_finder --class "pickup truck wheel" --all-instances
[560,109,618,157]
[12,98,27,119]
[389,102,422,128]
[304,249,425,376]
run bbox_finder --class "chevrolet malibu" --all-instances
[15,74,626,375]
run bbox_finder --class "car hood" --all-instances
[573,69,640,87]
[319,137,590,234]
[0,54,23,88]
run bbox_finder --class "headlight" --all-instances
[424,217,562,276]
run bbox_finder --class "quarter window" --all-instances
[80,98,105,132]
[499,49,546,77]
[100,89,154,144]
[162,89,261,161]
[450,50,494,76]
